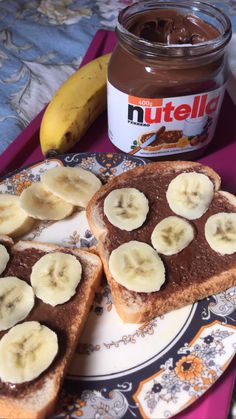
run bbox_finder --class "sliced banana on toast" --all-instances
[166,172,214,220]
[104,188,149,231]
[109,241,165,293]
[0,193,34,237]
[0,321,58,383]
[41,166,102,207]
[31,252,82,306]
[0,244,10,275]
[205,212,236,255]
[20,182,74,220]
[151,216,194,255]
[0,277,35,331]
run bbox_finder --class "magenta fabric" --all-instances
[0,29,235,418]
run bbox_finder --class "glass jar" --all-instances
[107,0,232,160]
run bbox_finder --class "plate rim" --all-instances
[1,151,235,419]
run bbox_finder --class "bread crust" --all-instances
[0,240,102,419]
[86,160,236,324]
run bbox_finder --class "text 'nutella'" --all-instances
[107,1,232,159]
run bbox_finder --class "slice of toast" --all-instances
[86,161,236,323]
[0,237,102,419]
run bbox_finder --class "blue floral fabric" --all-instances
[0,0,235,156]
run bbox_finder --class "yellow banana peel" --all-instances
[40,53,111,156]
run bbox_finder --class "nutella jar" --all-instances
[107,0,232,159]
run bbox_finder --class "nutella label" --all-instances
[107,82,225,157]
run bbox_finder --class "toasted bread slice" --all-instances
[0,238,102,419]
[87,161,236,323]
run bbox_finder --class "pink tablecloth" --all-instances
[0,29,235,419]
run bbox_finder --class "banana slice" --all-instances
[30,252,82,306]
[151,216,194,255]
[0,244,10,275]
[41,166,102,207]
[205,212,236,255]
[0,193,34,237]
[109,241,165,293]
[0,321,58,383]
[104,188,149,231]
[19,182,73,220]
[0,277,35,331]
[166,172,214,220]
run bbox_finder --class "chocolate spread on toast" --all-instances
[0,248,86,397]
[99,168,236,302]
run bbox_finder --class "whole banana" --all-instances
[40,53,111,156]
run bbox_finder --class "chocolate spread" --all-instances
[140,129,183,147]
[0,249,88,397]
[98,168,236,303]
[127,9,218,45]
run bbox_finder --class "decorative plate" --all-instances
[1,152,235,419]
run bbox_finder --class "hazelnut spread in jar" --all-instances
[107,0,232,159]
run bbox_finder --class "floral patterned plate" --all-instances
[1,152,235,419]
